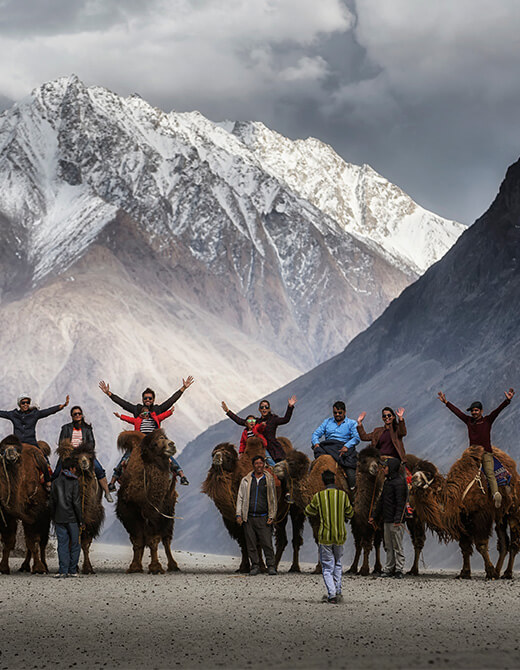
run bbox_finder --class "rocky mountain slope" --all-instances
[172,159,520,562]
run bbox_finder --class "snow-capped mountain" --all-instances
[0,75,464,474]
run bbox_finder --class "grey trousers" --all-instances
[244,516,275,568]
[383,522,405,574]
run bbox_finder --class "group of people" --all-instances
[0,380,515,589]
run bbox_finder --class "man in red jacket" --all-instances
[438,387,515,508]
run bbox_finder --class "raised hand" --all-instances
[357,411,366,424]
[60,395,70,409]
[437,391,447,404]
[182,376,195,391]
[396,407,405,419]
[505,388,515,401]
[221,401,229,413]
[288,395,297,407]
[99,380,111,396]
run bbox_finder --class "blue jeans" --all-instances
[319,544,344,599]
[55,522,81,575]
[113,452,182,479]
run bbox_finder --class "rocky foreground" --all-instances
[1,544,518,669]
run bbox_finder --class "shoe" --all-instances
[249,566,260,576]
[180,476,189,486]
[493,492,502,508]
[284,493,294,504]
[105,491,114,503]
[67,573,80,578]
[394,571,404,579]
[335,593,343,603]
[327,596,337,604]
[54,573,67,579]
[268,567,277,575]
[380,572,392,578]
[108,483,117,492]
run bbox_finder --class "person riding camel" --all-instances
[112,406,189,486]
[438,388,515,508]
[311,401,360,490]
[357,407,407,462]
[238,415,268,457]
[0,393,69,488]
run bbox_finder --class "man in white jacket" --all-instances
[236,455,278,575]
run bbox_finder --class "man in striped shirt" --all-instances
[305,470,354,604]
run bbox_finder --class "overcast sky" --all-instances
[1,0,519,224]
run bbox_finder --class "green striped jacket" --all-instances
[304,486,354,545]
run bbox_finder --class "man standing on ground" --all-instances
[311,401,360,490]
[236,455,278,576]
[305,469,353,604]
[49,456,83,578]
[438,388,515,508]
[370,457,407,579]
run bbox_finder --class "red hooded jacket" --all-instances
[119,409,173,432]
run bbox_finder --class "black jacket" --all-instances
[58,421,95,447]
[0,405,62,446]
[374,458,407,524]
[108,389,184,418]
[49,471,83,525]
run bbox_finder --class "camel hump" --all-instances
[37,440,51,457]
[491,446,519,477]
[0,434,22,450]
[117,430,144,453]
[277,436,293,454]
[57,438,73,459]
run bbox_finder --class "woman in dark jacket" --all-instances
[357,406,407,462]
[54,406,113,502]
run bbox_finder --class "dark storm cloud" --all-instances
[0,0,518,223]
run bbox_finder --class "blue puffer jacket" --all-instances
[0,406,62,446]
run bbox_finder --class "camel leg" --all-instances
[372,531,383,575]
[475,539,498,579]
[289,508,304,573]
[457,534,473,579]
[162,536,180,572]
[127,535,145,573]
[359,538,373,577]
[274,518,288,570]
[0,517,17,574]
[347,540,361,574]
[24,527,46,574]
[19,548,32,572]
[81,535,95,574]
[148,537,165,574]
[495,519,509,578]
[502,516,520,579]
[407,518,426,576]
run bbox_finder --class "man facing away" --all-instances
[311,401,360,490]
[438,387,515,508]
[305,469,354,604]
[236,455,278,576]
[49,456,83,578]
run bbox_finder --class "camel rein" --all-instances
[1,455,11,507]
[461,470,486,501]
[143,468,182,520]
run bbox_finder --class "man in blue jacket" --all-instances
[311,401,360,489]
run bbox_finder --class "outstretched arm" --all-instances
[38,396,69,419]
[488,388,515,423]
[99,381,137,414]
[396,407,407,438]
[357,414,376,442]
[155,376,195,414]
[275,399,296,426]
[439,391,469,424]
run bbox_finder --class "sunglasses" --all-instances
[72,412,82,417]
[259,405,269,410]
[20,400,30,405]
[382,413,393,419]
[143,397,154,402]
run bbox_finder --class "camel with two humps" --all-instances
[411,445,520,579]
[116,430,179,574]
[57,440,105,574]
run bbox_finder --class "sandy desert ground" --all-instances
[1,543,519,670]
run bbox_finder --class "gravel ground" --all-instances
[1,544,519,670]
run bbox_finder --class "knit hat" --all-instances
[17,394,31,407]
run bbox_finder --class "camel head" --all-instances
[274,451,309,481]
[357,446,383,477]
[411,459,438,490]
[0,435,22,464]
[211,443,238,471]
[140,429,176,467]
[72,443,97,475]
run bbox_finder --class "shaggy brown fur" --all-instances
[116,429,179,574]
[57,440,105,574]
[0,436,23,574]
[411,445,520,579]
